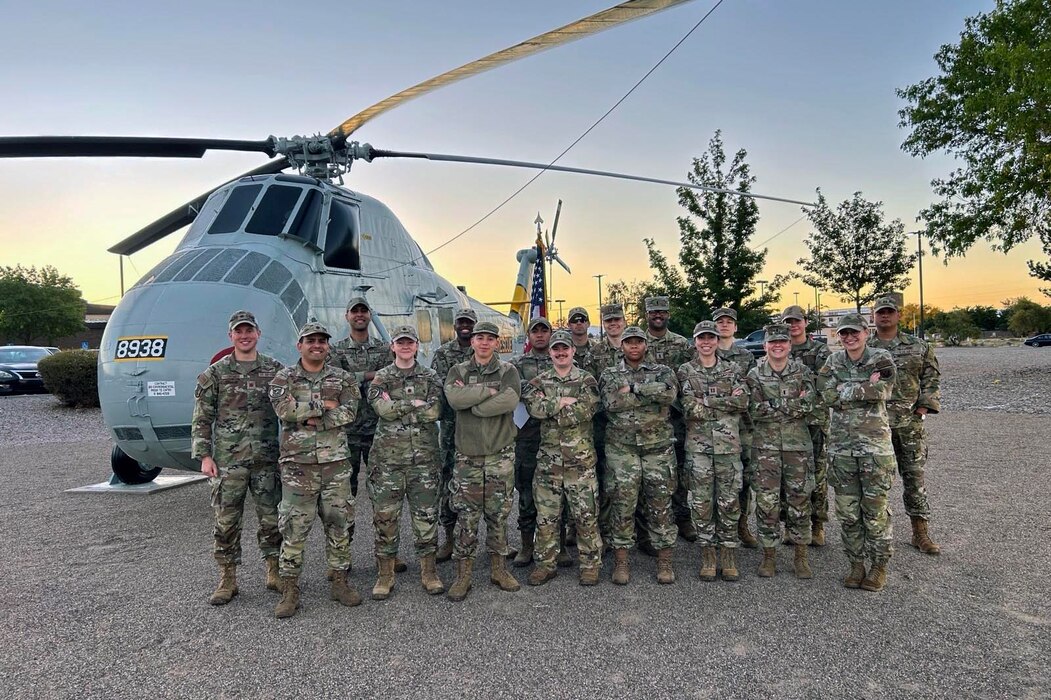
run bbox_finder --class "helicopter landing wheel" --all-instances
[110,445,162,485]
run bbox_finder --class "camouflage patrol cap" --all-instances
[781,305,806,322]
[837,313,868,333]
[298,322,331,340]
[567,306,590,323]
[549,330,574,348]
[454,307,478,322]
[601,303,625,321]
[692,320,718,338]
[345,296,371,311]
[472,321,501,337]
[390,325,419,342]
[764,323,791,342]
[645,296,670,312]
[228,309,258,331]
[621,326,647,341]
[874,296,899,312]
[712,307,737,322]
[528,316,552,331]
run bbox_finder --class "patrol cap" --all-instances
[472,321,501,337]
[228,310,258,331]
[345,296,371,312]
[528,316,552,331]
[454,307,478,322]
[781,305,806,322]
[298,322,331,340]
[567,306,590,323]
[874,296,899,312]
[621,326,647,341]
[390,325,419,342]
[601,303,625,321]
[837,313,868,333]
[692,320,718,338]
[712,307,737,322]
[645,296,670,312]
[764,323,791,342]
[549,330,574,348]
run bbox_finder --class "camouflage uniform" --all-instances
[509,348,553,536]
[523,366,603,569]
[192,353,283,565]
[867,331,941,520]
[747,358,816,547]
[817,347,897,566]
[789,336,832,525]
[430,338,474,527]
[599,358,679,550]
[444,355,522,560]
[589,334,624,535]
[367,361,443,557]
[677,357,748,547]
[269,362,360,577]
[717,343,758,525]
[645,329,694,530]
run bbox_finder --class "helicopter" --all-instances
[1,0,810,485]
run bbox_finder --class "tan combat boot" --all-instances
[436,524,455,562]
[860,563,888,592]
[612,548,631,585]
[512,530,534,568]
[843,562,866,589]
[738,516,758,549]
[793,544,813,579]
[209,564,238,605]
[911,517,941,555]
[372,557,396,600]
[275,576,300,618]
[719,547,739,581]
[656,548,675,584]
[757,547,777,578]
[528,564,557,586]
[811,521,826,547]
[490,555,521,592]
[579,566,600,586]
[264,557,281,592]
[699,547,717,582]
[447,559,473,602]
[330,569,363,607]
[420,554,444,595]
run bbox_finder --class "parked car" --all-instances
[0,346,59,394]
[735,329,766,358]
[1024,333,1051,347]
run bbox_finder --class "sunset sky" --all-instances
[2,1,1044,318]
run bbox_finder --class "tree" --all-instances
[900,303,942,334]
[604,278,660,327]
[928,309,981,345]
[0,265,85,344]
[961,305,1000,331]
[797,191,917,313]
[644,131,786,336]
[1003,297,1051,336]
[897,0,1051,294]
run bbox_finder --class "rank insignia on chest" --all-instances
[708,386,718,396]
[468,375,478,384]
[405,386,415,395]
[781,387,791,397]
[656,352,664,360]
[247,381,255,390]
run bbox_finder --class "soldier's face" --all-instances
[838,327,867,353]
[228,323,260,353]
[346,304,371,331]
[874,308,899,331]
[786,318,807,340]
[765,339,790,361]
[568,315,589,336]
[550,342,574,369]
[695,334,717,357]
[622,337,646,362]
[297,334,330,364]
[528,326,552,350]
[392,338,418,361]
[647,310,668,330]
[455,318,476,341]
[603,316,625,338]
[715,316,737,339]
[471,333,498,361]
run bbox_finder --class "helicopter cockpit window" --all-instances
[324,199,361,270]
[208,184,262,234]
[287,189,322,246]
[246,185,304,236]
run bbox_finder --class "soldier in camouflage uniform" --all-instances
[599,327,679,585]
[868,296,942,555]
[678,321,748,582]
[509,317,554,568]
[192,310,283,605]
[523,331,603,586]
[746,323,816,580]
[269,322,363,618]
[443,321,523,601]
[567,306,599,378]
[589,303,627,543]
[783,305,832,546]
[818,314,897,592]
[713,307,759,548]
[429,307,476,561]
[367,326,445,599]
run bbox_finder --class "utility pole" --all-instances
[794,291,799,307]
[757,279,767,299]
[911,230,926,338]
[814,289,821,334]
[593,274,605,339]
[555,299,566,327]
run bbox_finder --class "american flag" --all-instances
[528,234,547,323]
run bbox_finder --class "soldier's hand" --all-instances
[201,456,217,477]
[412,399,428,407]
[454,379,465,387]
[323,399,339,410]
[618,384,630,394]
[732,388,744,396]
[869,371,881,384]
[382,391,392,401]
[915,406,928,416]
[488,387,498,396]
[558,397,577,411]
[305,417,319,427]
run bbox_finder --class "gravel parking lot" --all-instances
[0,346,1048,698]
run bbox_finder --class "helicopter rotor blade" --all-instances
[549,199,563,248]
[327,0,695,142]
[0,136,275,159]
[551,253,572,275]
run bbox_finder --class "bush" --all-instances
[38,350,99,407]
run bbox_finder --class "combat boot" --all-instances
[330,569,363,607]
[811,521,826,547]
[264,557,281,593]
[447,559,473,602]
[656,547,675,584]
[699,547,717,581]
[719,547,739,581]
[860,563,887,592]
[394,557,408,573]
[372,557,396,600]
[579,566,600,586]
[490,555,521,592]
[910,517,941,555]
[528,564,557,586]
[757,547,777,578]
[274,576,299,618]
[512,530,534,568]
[612,548,631,585]
[678,519,698,543]
[793,544,813,579]
[436,525,455,562]
[209,564,238,606]
[843,562,866,589]
[738,516,758,549]
[420,554,444,595]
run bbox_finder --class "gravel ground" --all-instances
[1,346,1048,699]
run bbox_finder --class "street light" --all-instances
[757,279,767,299]
[910,231,926,338]
[593,274,605,339]
[794,291,799,306]
[554,299,566,327]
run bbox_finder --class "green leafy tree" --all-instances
[797,191,917,313]
[644,131,786,336]
[961,305,1000,332]
[1003,297,1051,336]
[928,309,981,345]
[900,303,942,334]
[897,0,1051,294]
[0,265,85,344]
[605,278,660,327]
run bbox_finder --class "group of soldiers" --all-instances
[191,292,941,618]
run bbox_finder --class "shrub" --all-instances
[38,350,99,407]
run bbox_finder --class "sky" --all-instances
[1,0,1044,319]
